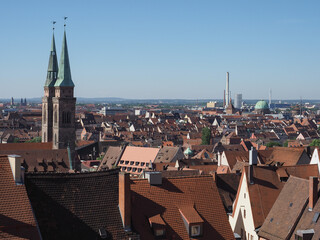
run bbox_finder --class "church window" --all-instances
[43,105,46,124]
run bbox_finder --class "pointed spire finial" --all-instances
[64,16,68,29]
[52,21,56,31]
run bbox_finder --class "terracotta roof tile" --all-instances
[130,175,234,239]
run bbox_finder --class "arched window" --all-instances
[54,134,57,145]
[43,132,46,142]
[54,111,57,124]
[43,105,46,124]
[62,112,66,124]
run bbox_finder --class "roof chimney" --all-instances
[248,147,257,184]
[119,172,131,231]
[309,176,319,211]
[145,171,162,185]
[8,155,23,184]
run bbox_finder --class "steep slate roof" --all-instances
[0,155,41,239]
[25,169,134,240]
[130,175,234,240]
[259,176,309,240]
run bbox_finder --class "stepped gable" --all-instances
[25,169,134,240]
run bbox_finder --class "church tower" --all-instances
[52,30,76,167]
[42,33,58,142]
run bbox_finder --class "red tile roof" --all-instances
[130,175,234,239]
[0,155,41,239]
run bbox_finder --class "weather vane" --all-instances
[64,16,68,28]
[52,21,56,31]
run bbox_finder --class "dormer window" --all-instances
[179,206,204,238]
[155,229,165,237]
[191,225,201,237]
[149,214,166,238]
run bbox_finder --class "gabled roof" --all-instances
[0,155,41,239]
[130,175,234,239]
[236,166,285,229]
[25,169,134,239]
[259,176,309,240]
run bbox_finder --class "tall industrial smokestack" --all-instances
[226,72,229,108]
[269,89,272,109]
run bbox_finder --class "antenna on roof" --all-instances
[52,21,56,31]
[64,16,68,29]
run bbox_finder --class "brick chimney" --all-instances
[8,155,23,184]
[119,172,131,231]
[309,176,319,211]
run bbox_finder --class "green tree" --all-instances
[266,141,282,148]
[25,137,42,143]
[283,140,289,147]
[201,127,211,145]
[310,139,320,147]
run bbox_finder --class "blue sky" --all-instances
[1,1,320,100]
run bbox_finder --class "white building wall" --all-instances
[310,148,320,174]
[229,173,259,240]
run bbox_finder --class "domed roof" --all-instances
[184,147,193,155]
[255,100,269,110]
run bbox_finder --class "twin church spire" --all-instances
[42,25,77,170]
[45,30,74,88]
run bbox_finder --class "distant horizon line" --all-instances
[1,97,320,102]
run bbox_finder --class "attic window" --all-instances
[155,229,165,237]
[120,160,124,164]
[270,218,273,223]
[130,161,134,165]
[179,207,204,238]
[191,225,201,237]
[125,161,129,165]
[289,203,293,207]
[149,214,166,238]
[135,162,140,166]
[141,163,145,166]
[138,168,142,173]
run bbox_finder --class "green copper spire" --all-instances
[55,31,75,87]
[44,33,58,87]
